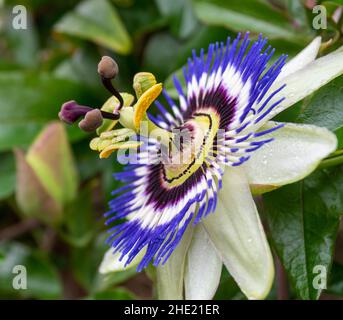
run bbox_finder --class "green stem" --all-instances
[331,149,343,157]
[319,154,343,169]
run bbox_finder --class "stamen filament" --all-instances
[101,109,120,120]
[101,76,124,110]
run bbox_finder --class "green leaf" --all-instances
[192,0,304,42]
[93,268,137,293]
[70,232,137,293]
[71,234,108,291]
[145,26,230,81]
[298,75,343,148]
[322,0,343,5]
[327,263,343,296]
[73,139,109,182]
[53,48,103,89]
[91,288,135,300]
[286,0,310,32]
[54,0,132,55]
[264,166,343,300]
[0,71,97,151]
[155,0,198,39]
[143,32,182,80]
[0,153,15,200]
[61,183,97,247]
[117,1,167,40]
[2,8,39,68]
[0,242,62,299]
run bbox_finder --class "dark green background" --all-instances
[0,0,343,300]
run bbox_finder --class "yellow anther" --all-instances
[100,130,117,140]
[98,139,112,151]
[133,83,162,130]
[99,141,143,159]
[90,137,101,151]
[111,136,127,143]
[100,128,135,140]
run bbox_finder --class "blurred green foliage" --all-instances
[0,0,343,300]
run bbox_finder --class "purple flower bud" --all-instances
[58,101,92,124]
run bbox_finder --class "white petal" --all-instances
[184,224,222,300]
[202,167,274,300]
[245,121,337,194]
[263,45,343,122]
[98,247,146,274]
[156,226,194,300]
[279,37,321,81]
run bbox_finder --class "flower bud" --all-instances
[58,101,92,124]
[78,109,104,132]
[97,56,119,79]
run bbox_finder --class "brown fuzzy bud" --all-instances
[97,56,119,79]
[78,109,103,132]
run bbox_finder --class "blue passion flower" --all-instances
[60,33,343,299]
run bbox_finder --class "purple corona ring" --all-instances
[104,33,288,271]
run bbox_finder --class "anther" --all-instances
[78,109,103,132]
[58,101,92,124]
[59,100,120,128]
